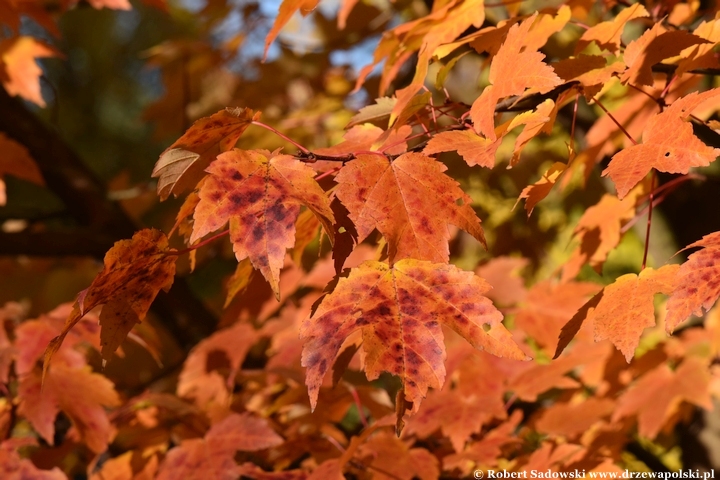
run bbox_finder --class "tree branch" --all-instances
[0,88,217,349]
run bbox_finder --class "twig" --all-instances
[592,96,638,145]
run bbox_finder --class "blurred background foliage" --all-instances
[2,0,719,399]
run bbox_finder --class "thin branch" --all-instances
[251,120,310,154]
[168,229,230,256]
[592,96,638,145]
[642,174,655,270]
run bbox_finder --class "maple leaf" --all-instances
[404,347,510,452]
[0,132,44,206]
[44,229,176,374]
[613,358,712,438]
[0,36,58,107]
[476,256,528,306]
[157,413,283,480]
[470,13,562,140]
[263,0,319,60]
[152,107,258,200]
[442,410,522,476]
[356,431,439,480]
[575,4,649,53]
[19,366,120,453]
[191,149,334,297]
[0,438,67,480]
[301,259,527,416]
[387,0,485,126]
[506,99,556,166]
[603,90,720,199]
[561,186,646,282]
[555,265,678,362]
[313,124,411,156]
[666,231,720,332]
[177,322,259,410]
[514,280,599,355]
[423,130,501,168]
[620,24,706,86]
[551,55,624,99]
[346,97,396,128]
[517,162,566,216]
[86,0,132,9]
[675,18,720,76]
[334,153,485,264]
[535,397,615,438]
[15,304,100,376]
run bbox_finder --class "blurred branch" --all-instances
[0,88,217,349]
[0,229,116,257]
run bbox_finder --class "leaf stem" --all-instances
[570,92,579,155]
[592,96,638,145]
[314,166,342,181]
[641,174,655,270]
[168,229,230,256]
[251,120,310,154]
[347,384,369,428]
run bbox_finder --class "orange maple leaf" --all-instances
[0,132,44,206]
[476,256,529,307]
[603,89,720,199]
[156,413,283,480]
[313,124,412,156]
[356,431,439,480]
[514,280,599,355]
[551,54,624,99]
[263,0,319,60]
[620,24,707,86]
[535,397,615,438]
[575,3,649,53]
[0,438,66,479]
[470,13,562,140]
[388,0,485,126]
[613,358,712,438]
[301,260,527,417]
[44,229,176,374]
[18,366,120,453]
[177,322,259,409]
[404,347,509,452]
[561,186,646,282]
[666,231,720,332]
[334,153,485,264]
[555,265,678,362]
[675,18,720,76]
[517,162,566,216]
[0,36,58,107]
[191,149,334,297]
[423,130,501,168]
[152,107,259,200]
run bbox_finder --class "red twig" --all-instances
[627,83,658,105]
[168,229,230,256]
[592,96,638,145]
[347,384,369,428]
[641,174,655,270]
[570,92,579,155]
[252,120,310,154]
[315,166,342,181]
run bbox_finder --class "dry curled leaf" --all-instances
[44,229,176,375]
[152,107,258,200]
